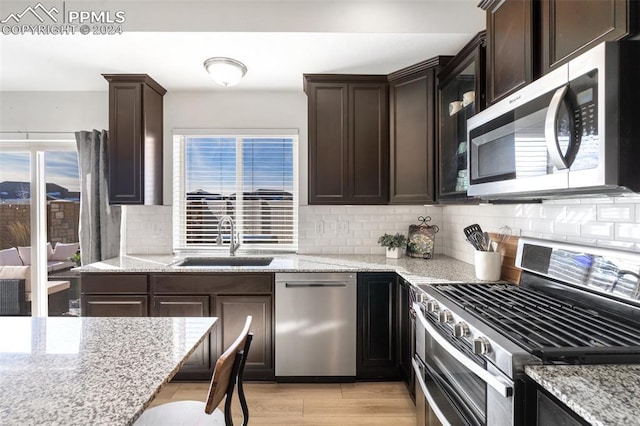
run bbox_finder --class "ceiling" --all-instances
[0,1,485,92]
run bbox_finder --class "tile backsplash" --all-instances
[121,205,173,255]
[122,195,640,262]
[440,195,640,265]
[298,205,443,255]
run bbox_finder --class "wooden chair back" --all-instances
[204,316,253,415]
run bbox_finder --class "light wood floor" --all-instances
[150,381,416,425]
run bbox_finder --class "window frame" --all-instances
[172,129,299,253]
[0,132,77,317]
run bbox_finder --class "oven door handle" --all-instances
[412,357,453,426]
[544,84,570,170]
[415,308,513,398]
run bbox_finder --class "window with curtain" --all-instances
[173,131,298,252]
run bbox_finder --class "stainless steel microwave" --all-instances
[467,41,640,199]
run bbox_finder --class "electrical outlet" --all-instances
[315,220,325,234]
[337,221,349,233]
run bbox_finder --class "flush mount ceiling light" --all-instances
[203,57,248,87]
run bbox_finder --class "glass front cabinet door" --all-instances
[437,31,486,202]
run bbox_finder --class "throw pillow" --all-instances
[51,242,80,261]
[17,246,31,265]
[0,247,23,266]
[17,243,54,265]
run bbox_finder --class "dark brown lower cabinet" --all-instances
[152,295,214,380]
[82,272,274,381]
[398,278,415,399]
[216,295,274,381]
[527,381,589,426]
[82,295,148,317]
[81,273,149,316]
[357,273,399,380]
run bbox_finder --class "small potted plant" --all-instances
[377,233,407,259]
[69,252,81,267]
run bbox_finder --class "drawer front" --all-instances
[81,273,148,294]
[82,295,148,317]
[152,273,274,294]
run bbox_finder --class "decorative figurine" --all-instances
[407,216,439,259]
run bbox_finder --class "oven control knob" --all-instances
[473,337,491,355]
[426,300,439,312]
[438,310,453,323]
[453,322,470,338]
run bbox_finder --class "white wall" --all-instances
[0,91,107,132]
[0,89,308,204]
[163,90,308,205]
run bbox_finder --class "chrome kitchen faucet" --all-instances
[217,216,241,256]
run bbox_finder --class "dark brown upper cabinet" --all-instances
[103,74,166,205]
[540,0,638,73]
[387,57,451,204]
[437,31,486,202]
[305,75,389,205]
[481,0,638,104]
[481,0,534,105]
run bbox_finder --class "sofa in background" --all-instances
[0,242,78,272]
[0,243,78,315]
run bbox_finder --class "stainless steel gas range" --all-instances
[412,237,640,426]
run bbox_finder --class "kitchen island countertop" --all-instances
[79,253,485,284]
[526,364,640,426]
[0,316,217,426]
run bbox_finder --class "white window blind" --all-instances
[173,132,298,252]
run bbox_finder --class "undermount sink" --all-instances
[174,257,274,267]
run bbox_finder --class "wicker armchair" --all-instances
[0,279,28,315]
[0,277,70,316]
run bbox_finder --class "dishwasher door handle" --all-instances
[284,282,349,288]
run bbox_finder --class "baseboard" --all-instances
[275,376,356,383]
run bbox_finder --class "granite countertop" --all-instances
[525,364,640,426]
[79,253,485,284]
[0,316,217,426]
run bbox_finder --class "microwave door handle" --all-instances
[545,85,570,170]
[415,309,513,397]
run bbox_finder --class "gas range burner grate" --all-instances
[433,284,640,361]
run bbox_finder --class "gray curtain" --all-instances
[75,130,121,265]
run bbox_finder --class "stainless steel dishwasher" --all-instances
[275,272,356,379]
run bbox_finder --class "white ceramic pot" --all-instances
[386,247,403,259]
[474,250,502,281]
